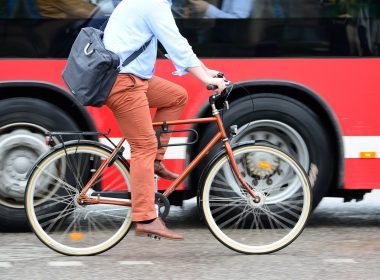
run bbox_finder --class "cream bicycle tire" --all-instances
[25,143,133,256]
[200,144,312,254]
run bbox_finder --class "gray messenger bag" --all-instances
[62,27,152,107]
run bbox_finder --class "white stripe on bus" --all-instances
[344,136,380,158]
[101,136,380,159]
[100,137,187,160]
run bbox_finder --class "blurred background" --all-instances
[0,1,379,278]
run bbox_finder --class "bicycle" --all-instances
[24,83,312,256]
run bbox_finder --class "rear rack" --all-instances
[46,129,116,147]
[46,129,111,137]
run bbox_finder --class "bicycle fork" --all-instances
[222,139,260,203]
[211,102,260,203]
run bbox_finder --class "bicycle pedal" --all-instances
[147,234,161,241]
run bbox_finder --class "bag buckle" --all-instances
[84,43,95,56]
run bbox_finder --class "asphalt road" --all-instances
[0,191,380,280]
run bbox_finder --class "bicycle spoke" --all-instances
[201,145,311,254]
[37,166,78,194]
[41,198,73,210]
[260,205,296,228]
[96,169,127,191]
[40,204,75,230]
[213,200,249,226]
[58,212,83,242]
[26,144,133,255]
[276,199,304,212]
[37,195,73,210]
[231,204,250,230]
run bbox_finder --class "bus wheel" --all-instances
[198,93,334,210]
[0,98,79,231]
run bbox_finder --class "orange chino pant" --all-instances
[106,74,188,221]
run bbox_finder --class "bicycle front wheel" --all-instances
[25,143,133,256]
[200,144,312,254]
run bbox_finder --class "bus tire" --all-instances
[0,97,79,231]
[196,93,334,210]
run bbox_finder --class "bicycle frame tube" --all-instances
[79,114,257,206]
[161,114,258,200]
[78,138,127,204]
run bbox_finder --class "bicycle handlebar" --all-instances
[207,83,234,109]
[207,82,233,93]
[207,84,218,91]
[206,72,234,108]
[206,72,232,92]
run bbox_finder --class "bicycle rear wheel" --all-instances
[25,142,132,256]
[199,143,312,254]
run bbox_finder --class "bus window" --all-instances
[35,0,97,19]
[1,0,379,58]
[174,0,380,57]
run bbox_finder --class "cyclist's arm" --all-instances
[145,2,225,92]
[187,66,226,93]
[199,61,224,79]
[145,1,200,76]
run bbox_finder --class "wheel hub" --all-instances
[247,192,266,207]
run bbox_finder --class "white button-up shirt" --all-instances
[103,0,201,79]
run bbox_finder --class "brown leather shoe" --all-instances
[154,160,179,180]
[135,217,184,240]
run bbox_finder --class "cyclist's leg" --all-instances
[106,74,157,222]
[146,75,188,160]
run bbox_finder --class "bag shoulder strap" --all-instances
[100,19,153,69]
[121,37,153,68]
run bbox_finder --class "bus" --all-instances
[0,0,379,230]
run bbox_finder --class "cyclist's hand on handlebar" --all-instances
[206,77,228,94]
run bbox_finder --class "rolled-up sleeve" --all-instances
[145,1,201,75]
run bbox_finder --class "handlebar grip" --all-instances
[207,73,225,90]
[207,85,218,91]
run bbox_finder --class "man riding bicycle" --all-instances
[103,0,227,240]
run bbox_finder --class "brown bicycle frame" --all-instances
[77,112,258,206]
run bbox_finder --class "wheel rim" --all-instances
[26,146,132,255]
[202,146,311,254]
[0,123,50,208]
[231,120,310,202]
